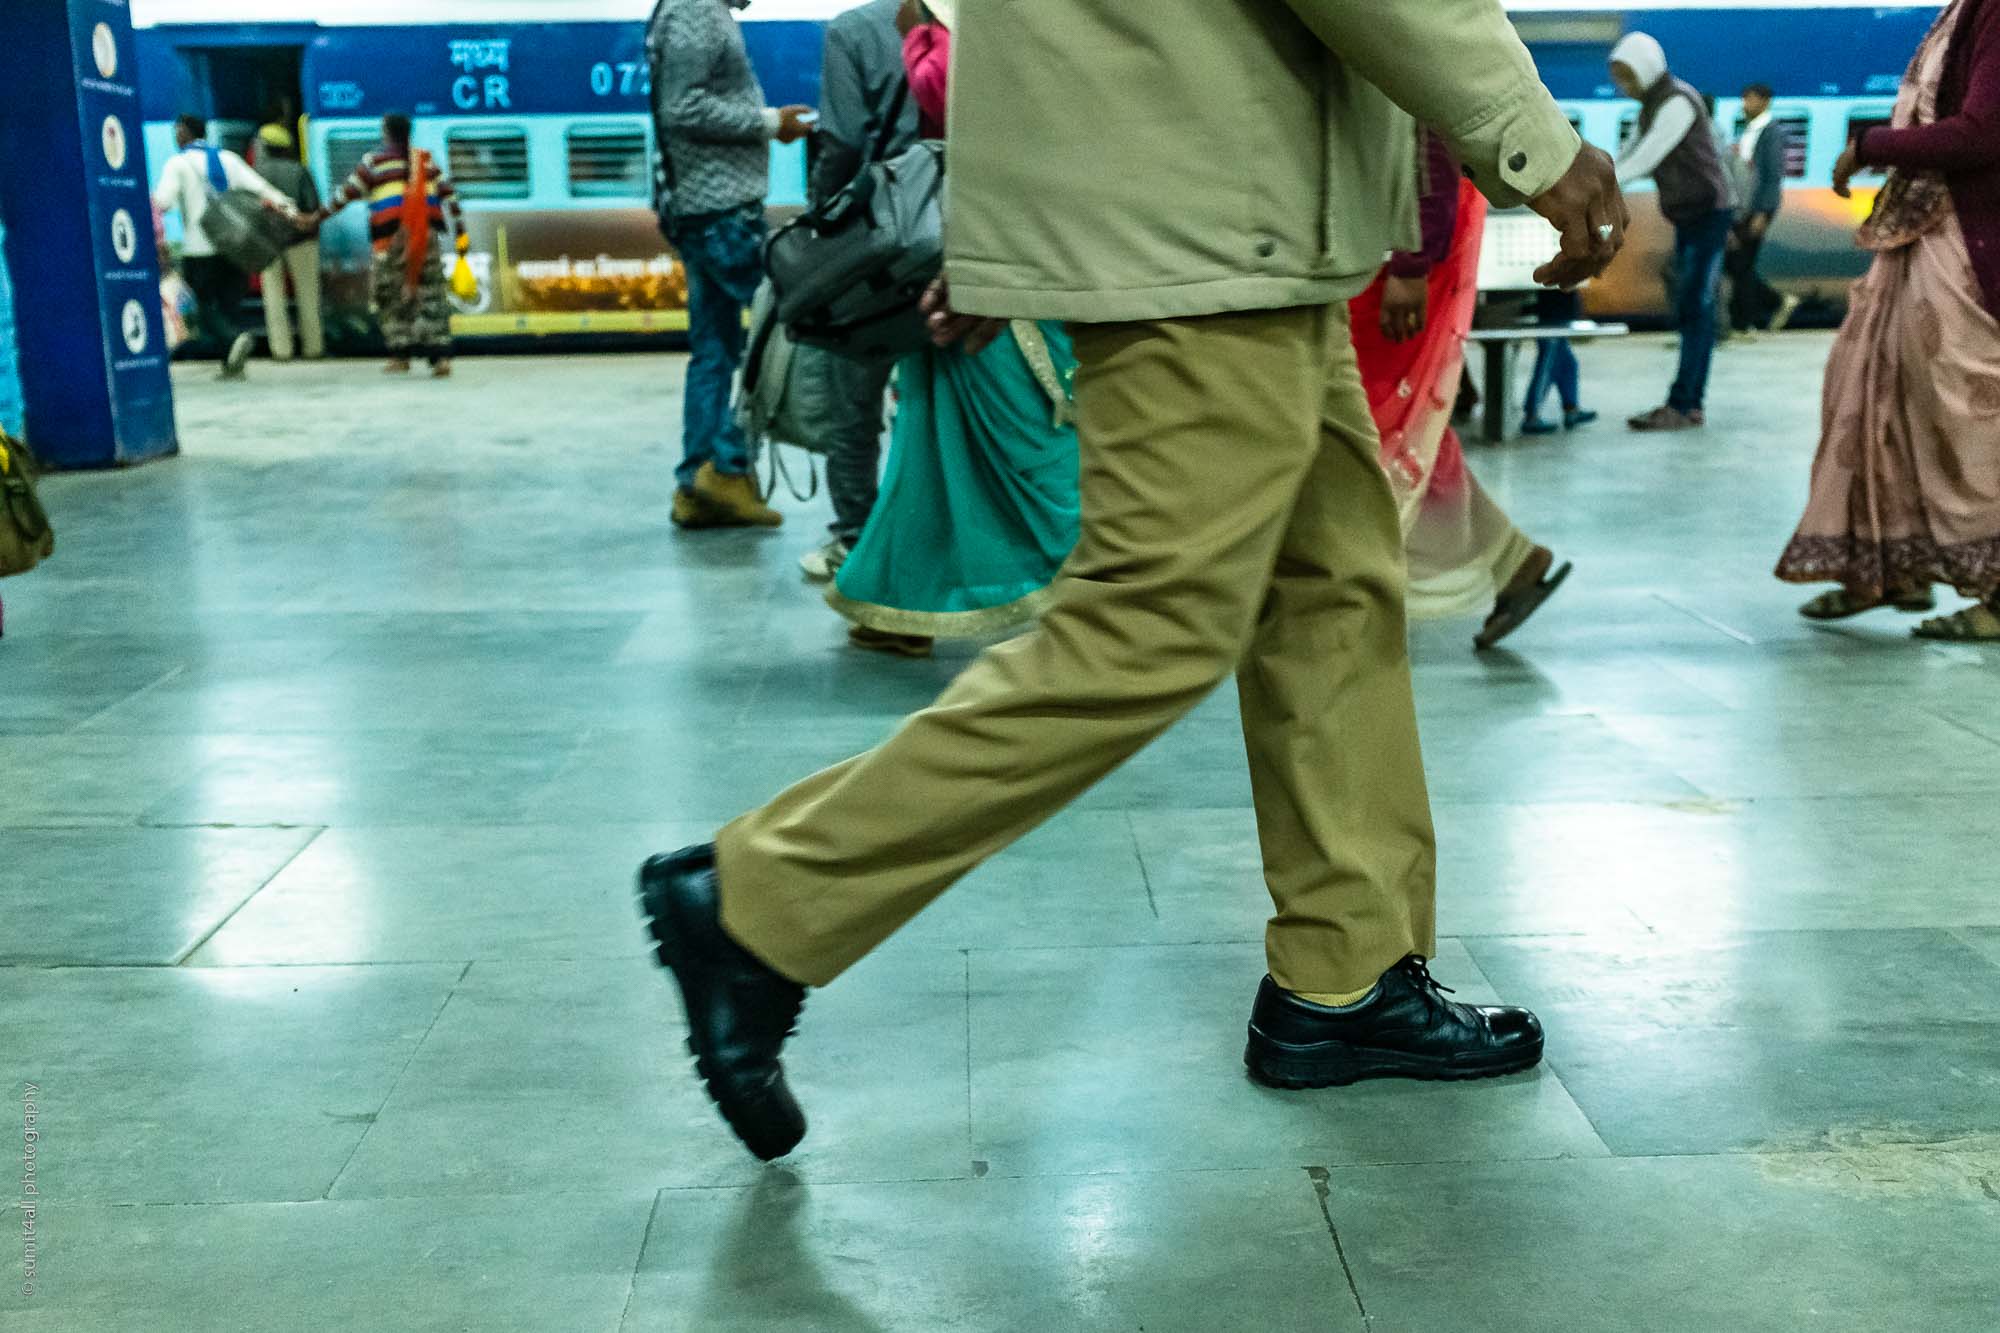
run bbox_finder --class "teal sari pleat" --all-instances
[829,321,1080,637]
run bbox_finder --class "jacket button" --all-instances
[1509,151,1529,172]
[1255,238,1277,259]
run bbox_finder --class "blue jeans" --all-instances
[671,205,765,490]
[1524,339,1581,419]
[1668,209,1734,415]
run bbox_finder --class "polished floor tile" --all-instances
[0,964,463,1203]
[1325,1154,2000,1332]
[330,952,970,1198]
[0,1192,655,1329]
[1,825,318,964]
[967,941,1608,1176]
[184,822,706,966]
[7,336,1996,1325]
[623,1169,1358,1332]
[1465,930,2000,1156]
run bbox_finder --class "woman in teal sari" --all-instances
[828,3,1081,657]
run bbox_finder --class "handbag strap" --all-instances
[809,79,911,231]
[863,76,913,170]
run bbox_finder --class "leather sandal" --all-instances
[1474,549,1573,651]
[1912,605,2000,642]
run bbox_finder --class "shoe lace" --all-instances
[1399,955,1457,1014]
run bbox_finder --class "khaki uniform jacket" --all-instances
[945,0,1581,323]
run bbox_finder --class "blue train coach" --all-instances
[129,0,1943,344]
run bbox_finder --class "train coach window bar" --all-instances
[566,126,650,199]
[1734,110,1813,179]
[447,127,531,200]
[1845,110,1895,175]
[324,131,378,195]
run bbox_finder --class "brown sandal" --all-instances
[1912,605,2000,642]
[1800,588,1936,621]
[848,625,935,658]
[1474,550,1573,651]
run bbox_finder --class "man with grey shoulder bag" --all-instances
[792,0,922,582]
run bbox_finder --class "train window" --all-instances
[1846,113,1894,154]
[566,126,650,199]
[1732,111,1812,179]
[447,127,531,200]
[323,131,378,192]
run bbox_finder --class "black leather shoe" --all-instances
[638,844,808,1161]
[1245,955,1543,1089]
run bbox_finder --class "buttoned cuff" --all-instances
[1456,90,1581,211]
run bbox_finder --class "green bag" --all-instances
[0,430,55,577]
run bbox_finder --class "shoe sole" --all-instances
[1244,1033,1545,1089]
[636,859,807,1161]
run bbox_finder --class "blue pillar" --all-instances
[0,216,23,439]
[0,0,177,469]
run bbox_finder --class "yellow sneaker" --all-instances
[692,463,783,528]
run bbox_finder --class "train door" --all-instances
[180,44,306,158]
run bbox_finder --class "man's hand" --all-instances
[1747,212,1771,240]
[1833,143,1861,199]
[775,106,816,145]
[921,277,1005,355]
[1379,274,1429,344]
[1528,143,1629,290]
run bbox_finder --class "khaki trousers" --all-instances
[718,304,1437,994]
[262,239,324,361]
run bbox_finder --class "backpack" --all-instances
[736,281,855,501]
[0,430,55,578]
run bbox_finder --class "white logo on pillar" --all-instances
[122,300,149,354]
[92,22,119,80]
[111,209,138,265]
[102,116,127,171]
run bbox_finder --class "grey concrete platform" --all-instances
[3,334,1998,1330]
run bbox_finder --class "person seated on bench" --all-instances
[1520,289,1600,434]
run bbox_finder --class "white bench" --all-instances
[1466,321,1630,444]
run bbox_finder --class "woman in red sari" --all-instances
[1351,132,1571,651]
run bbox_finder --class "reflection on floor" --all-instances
[5,335,1999,1330]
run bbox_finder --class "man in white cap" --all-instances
[1610,32,1739,432]
[638,0,1626,1163]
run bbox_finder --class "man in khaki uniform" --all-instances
[639,0,1627,1161]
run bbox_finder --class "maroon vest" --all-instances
[1640,75,1732,223]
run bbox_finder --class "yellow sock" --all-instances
[1295,984,1377,1008]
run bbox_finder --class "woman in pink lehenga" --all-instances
[1352,131,1571,651]
[1777,0,2000,640]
